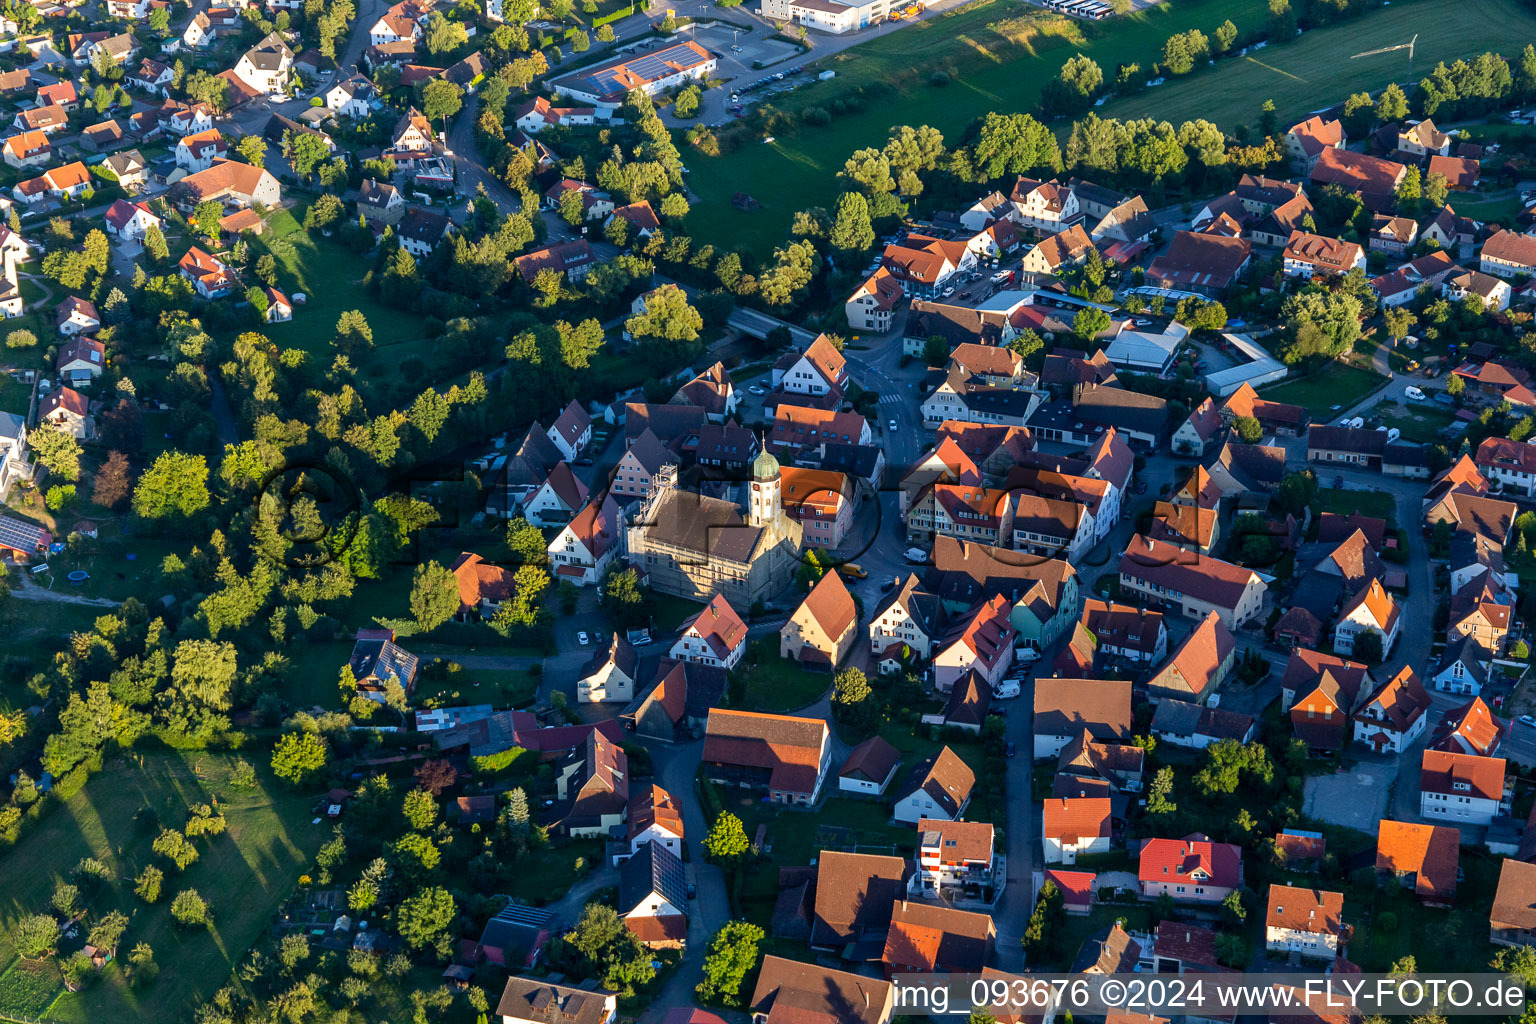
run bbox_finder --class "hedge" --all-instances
[592,3,636,27]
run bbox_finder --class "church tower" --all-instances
[748,445,781,529]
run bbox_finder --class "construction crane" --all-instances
[1350,33,1418,79]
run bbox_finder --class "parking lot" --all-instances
[1302,763,1392,832]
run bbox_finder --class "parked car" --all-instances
[888,419,898,431]
[1016,647,1040,665]
[838,563,868,580]
[1522,715,1536,728]
[1405,386,1426,401]
[903,546,929,563]
[1434,391,1456,406]
[880,578,897,593]
[993,679,1021,700]
[576,631,590,645]
[1005,741,1016,758]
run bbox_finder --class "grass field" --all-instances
[685,0,1531,255]
[254,206,429,357]
[685,0,1270,254]
[737,636,830,712]
[0,751,324,1023]
[1257,361,1387,414]
[1095,0,1536,130]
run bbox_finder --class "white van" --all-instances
[994,679,1021,700]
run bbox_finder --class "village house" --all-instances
[1042,796,1112,865]
[750,957,893,1024]
[846,268,904,332]
[702,708,831,805]
[1151,700,1256,750]
[1139,834,1242,903]
[41,389,91,439]
[173,159,282,211]
[1145,611,1235,705]
[893,746,975,824]
[56,297,100,337]
[779,466,854,549]
[1284,116,1345,174]
[1010,177,1081,231]
[1282,230,1365,279]
[577,635,637,705]
[838,736,902,796]
[494,978,617,1024]
[932,593,1015,694]
[547,493,621,586]
[1033,678,1131,759]
[1432,695,1508,757]
[551,731,628,838]
[1481,229,1536,280]
[178,246,237,300]
[1377,819,1459,905]
[1491,859,1536,948]
[617,841,687,948]
[348,627,419,701]
[869,574,941,669]
[233,31,294,96]
[1265,884,1344,960]
[780,571,858,669]
[103,199,162,244]
[670,594,748,670]
[1353,666,1432,754]
[625,782,683,861]
[913,818,999,901]
[1,130,49,170]
[523,463,587,528]
[56,337,105,387]
[1419,749,1508,827]
[1332,578,1402,659]
[1284,649,1373,753]
[1118,535,1267,629]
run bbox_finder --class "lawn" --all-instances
[1351,849,1502,971]
[736,635,831,712]
[1094,0,1536,131]
[1310,487,1398,524]
[1256,361,1387,415]
[0,751,325,1024]
[1377,402,1456,443]
[504,839,606,906]
[684,0,1271,254]
[252,205,430,358]
[414,667,542,708]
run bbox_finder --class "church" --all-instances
[624,450,803,609]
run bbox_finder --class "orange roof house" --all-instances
[1376,820,1459,904]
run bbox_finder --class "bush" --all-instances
[1377,911,1398,932]
[470,746,530,775]
[6,329,36,348]
[929,70,951,86]
[801,106,831,125]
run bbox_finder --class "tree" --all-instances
[971,112,1059,181]
[1147,765,1177,816]
[88,911,129,955]
[402,787,438,832]
[134,866,163,904]
[672,84,698,117]
[1423,171,1449,211]
[271,731,328,786]
[829,191,874,253]
[132,452,209,520]
[236,135,267,166]
[191,199,223,240]
[695,921,764,1004]
[1231,415,1262,444]
[13,914,59,959]
[5,329,36,349]
[1194,739,1274,796]
[1376,82,1409,122]
[127,943,158,986]
[1447,373,1466,398]
[1342,91,1376,138]
[284,129,331,181]
[625,286,702,343]
[415,759,457,797]
[1043,53,1103,115]
[421,79,463,127]
[30,422,82,481]
[832,666,870,707]
[1162,29,1209,75]
[409,562,459,633]
[153,829,199,871]
[171,889,210,927]
[566,901,655,992]
[704,811,750,863]
[508,518,549,565]
[1214,18,1237,52]
[143,224,170,264]
[1074,307,1111,342]
[395,886,456,949]
[1022,881,1064,957]
[425,11,469,55]
[1351,630,1384,665]
[1383,307,1417,344]
[1009,329,1044,365]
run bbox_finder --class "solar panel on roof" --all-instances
[0,514,45,553]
